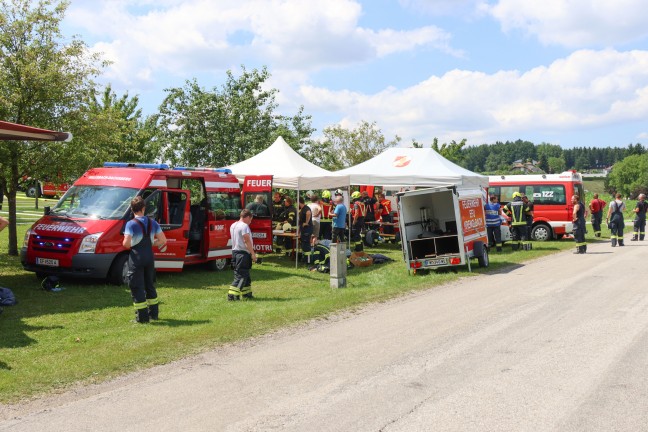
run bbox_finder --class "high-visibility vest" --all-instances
[506,201,527,226]
[353,200,367,218]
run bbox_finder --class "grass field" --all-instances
[0,192,632,403]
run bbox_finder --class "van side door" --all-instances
[146,189,191,269]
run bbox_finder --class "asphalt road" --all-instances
[2,236,648,432]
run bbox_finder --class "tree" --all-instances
[538,154,549,173]
[431,138,466,164]
[306,120,399,171]
[547,156,565,174]
[606,154,648,198]
[157,66,314,167]
[0,0,104,255]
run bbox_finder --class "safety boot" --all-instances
[611,237,617,247]
[631,235,638,241]
[135,308,150,323]
[148,303,159,320]
[619,239,625,246]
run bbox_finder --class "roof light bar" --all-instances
[103,162,169,170]
[173,167,232,174]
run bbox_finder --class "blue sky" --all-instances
[62,0,648,149]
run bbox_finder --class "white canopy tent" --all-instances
[334,147,488,188]
[227,136,348,190]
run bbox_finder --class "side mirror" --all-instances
[44,206,51,215]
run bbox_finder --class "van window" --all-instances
[531,185,566,205]
[499,186,519,203]
[207,192,241,220]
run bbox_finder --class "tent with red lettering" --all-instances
[226,136,347,190]
[333,147,488,188]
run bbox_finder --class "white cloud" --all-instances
[66,0,456,87]
[481,0,648,47]
[298,49,648,145]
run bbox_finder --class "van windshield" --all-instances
[51,186,139,219]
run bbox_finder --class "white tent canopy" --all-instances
[334,147,488,188]
[227,136,348,190]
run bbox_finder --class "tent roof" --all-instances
[227,136,348,190]
[335,147,488,188]
[0,120,71,141]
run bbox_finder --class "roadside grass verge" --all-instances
[0,220,615,403]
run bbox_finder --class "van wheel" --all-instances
[108,254,129,285]
[209,258,229,271]
[531,224,552,241]
[26,185,40,198]
[477,249,489,268]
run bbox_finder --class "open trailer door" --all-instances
[242,175,274,253]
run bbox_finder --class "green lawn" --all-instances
[0,198,620,403]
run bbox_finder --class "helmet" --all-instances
[282,222,292,232]
[512,192,522,198]
[322,190,331,199]
[334,189,343,196]
[351,191,361,199]
[306,190,313,198]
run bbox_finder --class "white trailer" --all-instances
[397,186,491,274]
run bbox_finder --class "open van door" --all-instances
[146,189,191,271]
[242,175,274,253]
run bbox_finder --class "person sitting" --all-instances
[246,195,270,217]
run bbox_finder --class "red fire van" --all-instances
[488,171,584,241]
[20,163,273,284]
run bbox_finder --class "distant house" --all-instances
[510,159,544,174]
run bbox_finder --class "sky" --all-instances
[61,0,648,149]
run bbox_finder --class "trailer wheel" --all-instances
[473,241,489,268]
[108,253,129,285]
[531,223,552,241]
[208,258,230,271]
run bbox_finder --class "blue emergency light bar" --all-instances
[172,167,232,174]
[103,162,169,169]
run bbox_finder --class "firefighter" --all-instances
[632,193,647,241]
[298,197,313,263]
[271,191,285,223]
[228,209,257,300]
[361,190,377,230]
[308,236,331,272]
[122,196,167,323]
[522,194,534,246]
[350,191,367,251]
[319,190,334,240]
[503,192,531,251]
[484,194,504,252]
[377,192,394,234]
[282,196,298,256]
[607,193,626,247]
[572,194,587,254]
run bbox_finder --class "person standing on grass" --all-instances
[572,194,587,254]
[332,195,347,244]
[589,193,606,237]
[631,194,648,241]
[607,193,626,247]
[123,196,167,323]
[228,209,257,301]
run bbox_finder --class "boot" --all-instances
[579,245,586,254]
[135,308,150,323]
[611,237,617,247]
[631,234,638,241]
[619,239,625,246]
[148,303,159,320]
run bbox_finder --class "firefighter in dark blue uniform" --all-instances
[572,194,587,254]
[503,192,531,251]
[631,193,647,241]
[123,196,167,323]
[484,194,503,252]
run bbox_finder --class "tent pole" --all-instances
[295,187,300,268]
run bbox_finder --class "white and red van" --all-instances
[20,163,273,284]
[488,170,584,241]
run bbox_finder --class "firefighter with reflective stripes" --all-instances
[503,192,531,251]
[484,194,504,252]
[122,196,167,323]
[607,193,626,247]
[281,196,298,255]
[572,194,587,254]
[350,191,367,251]
[319,190,334,240]
[308,236,331,272]
[631,193,647,241]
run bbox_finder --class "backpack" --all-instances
[0,287,17,306]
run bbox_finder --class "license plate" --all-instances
[36,257,59,267]
[424,258,448,266]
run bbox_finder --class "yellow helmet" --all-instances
[322,190,331,199]
[351,191,361,199]
[512,192,522,198]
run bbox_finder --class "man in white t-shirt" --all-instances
[228,209,257,301]
[308,195,322,239]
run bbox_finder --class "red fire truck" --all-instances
[20,163,273,284]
